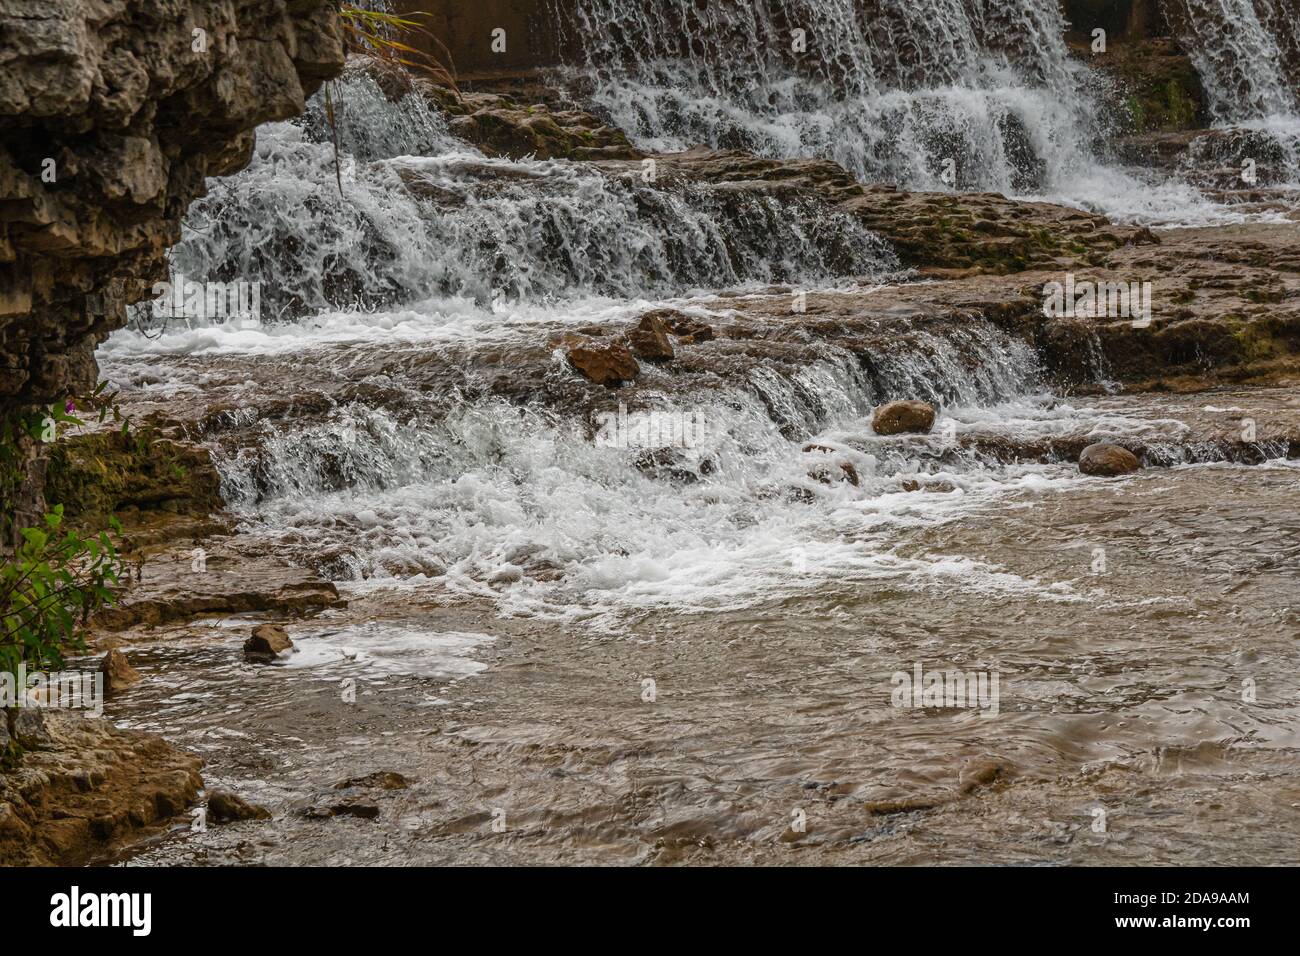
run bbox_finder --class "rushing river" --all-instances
[87,2,1300,864]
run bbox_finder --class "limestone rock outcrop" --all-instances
[0,710,203,865]
[0,0,345,415]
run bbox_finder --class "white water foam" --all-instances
[142,73,897,325]
[547,0,1249,224]
[103,309,1137,625]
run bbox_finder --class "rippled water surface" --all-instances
[96,339,1300,864]
[87,20,1300,863]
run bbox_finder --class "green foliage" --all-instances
[0,506,124,676]
[338,7,456,87]
[1,383,132,676]
[326,7,458,195]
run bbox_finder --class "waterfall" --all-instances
[146,73,896,323]
[188,322,1054,610]
[100,8,1300,619]
[547,1,1141,203]
[1160,0,1300,186]
[1162,0,1299,122]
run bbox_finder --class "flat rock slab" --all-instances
[96,540,344,632]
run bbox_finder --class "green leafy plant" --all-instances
[1,384,132,678]
[338,7,457,87]
[0,506,123,677]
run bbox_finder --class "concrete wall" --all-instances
[391,0,572,79]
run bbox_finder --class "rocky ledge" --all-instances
[0,0,345,526]
[0,709,203,866]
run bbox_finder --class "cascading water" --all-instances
[546,0,1223,223]
[102,59,1290,622]
[553,0,1093,190]
[157,72,896,319]
[1164,0,1298,121]
[87,5,1300,870]
[1161,0,1300,183]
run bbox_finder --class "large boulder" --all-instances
[1078,442,1141,476]
[0,711,203,865]
[872,400,936,436]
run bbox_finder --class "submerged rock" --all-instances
[208,790,271,824]
[872,400,937,436]
[303,801,380,821]
[803,444,860,486]
[99,649,141,694]
[627,314,675,362]
[567,341,640,386]
[335,771,411,791]
[244,624,294,664]
[1078,443,1141,476]
[811,461,860,487]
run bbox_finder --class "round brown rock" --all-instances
[1078,443,1140,477]
[872,400,936,436]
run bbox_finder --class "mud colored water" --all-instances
[98,381,1300,866]
[94,55,1300,866]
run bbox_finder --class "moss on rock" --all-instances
[44,430,222,528]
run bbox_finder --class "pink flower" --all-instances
[65,399,76,414]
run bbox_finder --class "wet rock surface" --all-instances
[95,539,345,632]
[873,400,936,436]
[627,314,675,362]
[1078,442,1142,476]
[587,147,1151,274]
[44,427,222,527]
[0,711,202,866]
[567,339,640,387]
[99,648,141,693]
[207,789,270,824]
[437,89,642,162]
[244,624,295,664]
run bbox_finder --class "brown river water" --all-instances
[88,316,1300,864]
[79,69,1300,865]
